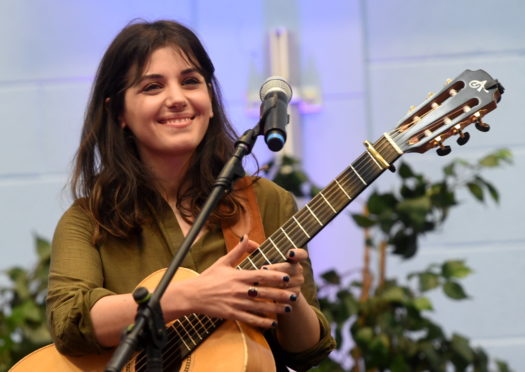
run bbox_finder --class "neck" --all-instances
[140,151,193,202]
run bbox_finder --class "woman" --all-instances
[47,20,335,371]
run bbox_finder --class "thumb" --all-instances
[221,235,259,267]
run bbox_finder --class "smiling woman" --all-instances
[40,19,335,372]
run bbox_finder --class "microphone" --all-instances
[259,76,293,152]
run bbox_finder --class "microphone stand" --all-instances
[105,119,267,372]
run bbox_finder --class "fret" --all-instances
[383,132,403,155]
[194,315,210,334]
[236,265,243,270]
[280,227,296,247]
[335,179,351,200]
[179,320,197,346]
[293,216,311,238]
[319,191,337,213]
[173,323,191,351]
[246,256,258,269]
[268,237,287,260]
[306,204,323,226]
[184,315,203,340]
[350,165,367,185]
[257,248,272,265]
[366,150,383,170]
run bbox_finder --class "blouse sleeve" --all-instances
[46,203,114,356]
[255,178,336,370]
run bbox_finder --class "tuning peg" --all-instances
[407,105,416,114]
[456,131,470,146]
[436,143,452,156]
[445,78,452,85]
[475,119,490,132]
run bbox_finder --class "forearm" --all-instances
[90,282,192,347]
[275,292,321,353]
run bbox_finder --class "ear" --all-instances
[105,97,127,128]
[119,118,127,129]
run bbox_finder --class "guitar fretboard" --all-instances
[133,134,403,371]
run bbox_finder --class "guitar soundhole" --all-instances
[133,350,182,372]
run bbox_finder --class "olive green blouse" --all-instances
[47,177,335,370]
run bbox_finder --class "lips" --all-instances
[157,115,195,126]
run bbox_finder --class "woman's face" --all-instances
[121,46,213,164]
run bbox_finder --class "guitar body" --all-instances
[9,268,275,372]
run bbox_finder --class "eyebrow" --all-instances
[136,68,202,85]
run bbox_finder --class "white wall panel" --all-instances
[365,0,525,61]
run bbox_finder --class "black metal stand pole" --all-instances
[104,125,261,372]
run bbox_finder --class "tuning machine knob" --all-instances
[475,119,490,132]
[436,143,452,156]
[456,131,470,146]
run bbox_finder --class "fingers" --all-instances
[219,234,259,267]
[242,285,298,305]
[286,248,308,263]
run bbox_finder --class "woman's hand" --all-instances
[164,236,299,329]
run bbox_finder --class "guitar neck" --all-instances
[238,134,403,270]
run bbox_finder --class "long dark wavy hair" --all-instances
[71,20,245,244]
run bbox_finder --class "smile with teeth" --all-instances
[158,115,195,125]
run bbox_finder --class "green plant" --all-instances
[311,149,513,371]
[0,235,51,371]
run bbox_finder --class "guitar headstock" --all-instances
[390,69,504,155]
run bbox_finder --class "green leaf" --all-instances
[367,192,397,215]
[451,333,474,363]
[478,149,513,167]
[418,272,440,292]
[413,296,433,311]
[442,260,472,279]
[398,162,416,179]
[35,236,51,260]
[320,270,341,285]
[397,196,432,228]
[496,359,512,372]
[351,214,376,228]
[354,327,374,346]
[443,162,456,176]
[443,281,469,300]
[467,182,484,202]
[381,286,406,303]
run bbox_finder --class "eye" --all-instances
[142,82,163,92]
[182,76,202,86]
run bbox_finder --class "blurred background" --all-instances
[0,0,523,369]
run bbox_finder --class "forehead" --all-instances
[129,46,200,84]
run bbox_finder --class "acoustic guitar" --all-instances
[10,69,504,372]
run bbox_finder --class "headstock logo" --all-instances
[469,80,489,93]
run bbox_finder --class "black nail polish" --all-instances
[290,294,297,302]
[271,321,278,328]
[262,266,269,270]
[283,275,290,282]
[288,250,295,258]
[239,235,244,242]
[285,305,292,313]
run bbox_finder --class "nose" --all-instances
[165,83,187,110]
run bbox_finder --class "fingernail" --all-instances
[271,321,278,328]
[262,266,269,270]
[290,294,297,302]
[288,250,295,258]
[283,275,290,282]
[285,305,292,313]
[240,235,245,242]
